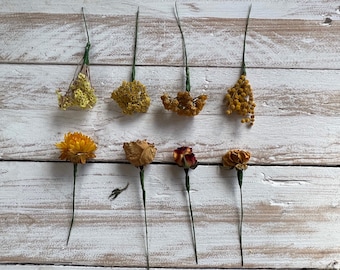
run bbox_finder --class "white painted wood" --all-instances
[1,65,339,164]
[1,0,340,269]
[0,6,339,68]
[0,162,339,268]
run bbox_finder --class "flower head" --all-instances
[123,140,157,167]
[56,67,97,110]
[173,146,198,169]
[111,80,151,115]
[224,75,255,125]
[222,149,250,171]
[56,132,97,164]
[161,91,207,116]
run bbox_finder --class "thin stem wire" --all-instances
[237,169,244,266]
[184,168,198,264]
[81,7,91,66]
[66,163,77,246]
[241,4,252,76]
[131,7,139,82]
[139,166,150,270]
[174,2,190,92]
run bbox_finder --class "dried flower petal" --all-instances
[173,146,198,169]
[57,68,97,110]
[111,80,151,115]
[161,91,207,116]
[123,140,157,167]
[56,132,97,164]
[222,149,250,170]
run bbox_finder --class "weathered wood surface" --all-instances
[1,163,339,268]
[0,0,340,269]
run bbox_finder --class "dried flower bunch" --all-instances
[56,8,97,110]
[173,146,199,264]
[224,5,255,125]
[111,8,151,114]
[161,3,207,116]
[222,149,251,266]
[56,132,97,245]
[123,140,157,270]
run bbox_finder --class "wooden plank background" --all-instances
[0,0,339,269]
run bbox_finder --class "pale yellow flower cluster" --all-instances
[56,72,97,110]
[111,80,151,115]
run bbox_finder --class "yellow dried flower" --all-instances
[56,69,97,110]
[224,75,255,125]
[161,91,208,116]
[56,132,97,164]
[111,80,151,115]
[222,149,250,171]
[123,139,157,167]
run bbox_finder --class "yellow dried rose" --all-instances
[123,140,157,167]
[123,139,156,269]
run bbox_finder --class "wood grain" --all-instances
[1,0,340,269]
[0,162,339,268]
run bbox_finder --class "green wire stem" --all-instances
[237,169,244,266]
[66,163,77,246]
[81,7,91,66]
[184,168,198,264]
[139,166,150,270]
[174,2,190,92]
[131,8,139,82]
[241,4,252,76]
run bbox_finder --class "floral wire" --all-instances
[174,2,190,92]
[66,163,77,246]
[81,7,91,66]
[237,169,244,266]
[131,7,139,82]
[139,166,150,269]
[184,168,198,264]
[241,4,252,76]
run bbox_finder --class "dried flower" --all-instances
[111,80,151,114]
[222,149,251,266]
[56,8,97,110]
[124,140,157,270]
[224,5,255,125]
[111,8,151,114]
[56,131,96,245]
[161,92,208,116]
[173,146,198,169]
[123,140,157,167]
[222,149,250,171]
[161,3,207,117]
[173,146,198,263]
[56,132,97,164]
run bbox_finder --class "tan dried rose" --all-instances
[123,140,157,167]
[222,149,250,171]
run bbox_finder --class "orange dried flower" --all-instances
[222,149,250,171]
[56,132,97,164]
[161,91,208,116]
[123,140,157,167]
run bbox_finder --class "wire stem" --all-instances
[241,4,252,76]
[66,163,77,246]
[237,169,244,266]
[184,168,198,264]
[139,166,150,270]
[131,7,139,82]
[81,7,91,66]
[174,2,190,92]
